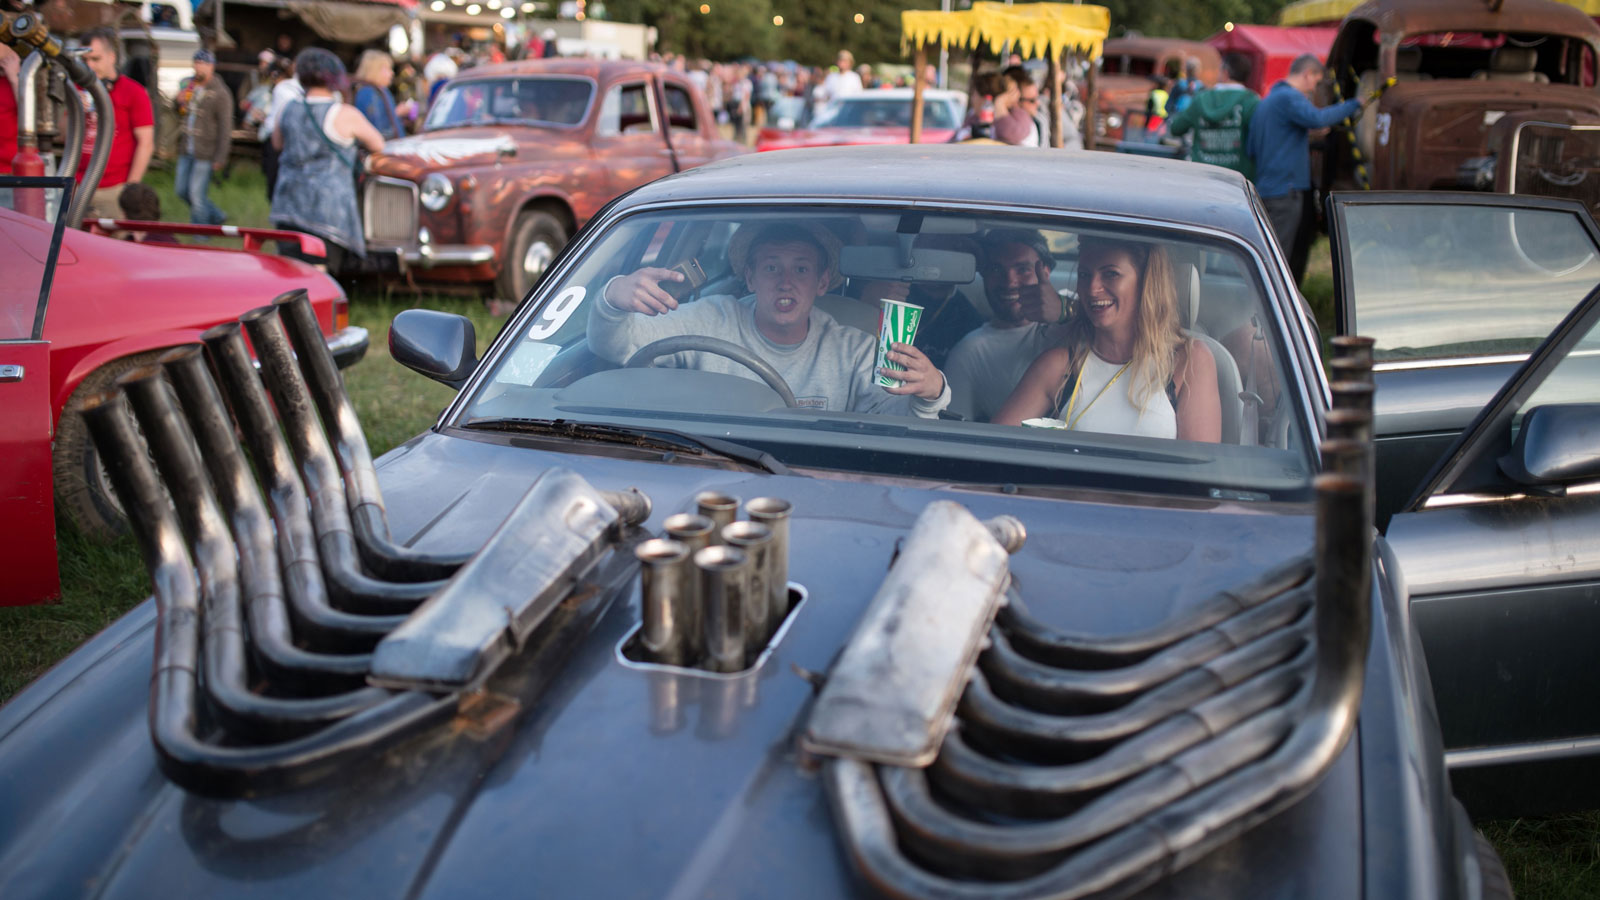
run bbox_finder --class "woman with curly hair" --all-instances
[994,238,1221,442]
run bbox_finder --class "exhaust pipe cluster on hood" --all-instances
[817,339,1377,899]
[84,292,650,796]
[633,493,795,674]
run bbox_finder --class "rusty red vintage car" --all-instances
[360,59,746,303]
[1093,36,1223,147]
[1320,0,1600,213]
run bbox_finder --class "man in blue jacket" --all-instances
[1246,54,1368,283]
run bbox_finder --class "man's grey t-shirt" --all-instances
[944,321,1060,422]
[588,293,949,417]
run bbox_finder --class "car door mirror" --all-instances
[389,309,478,389]
[1498,403,1600,487]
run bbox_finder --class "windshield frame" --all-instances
[422,74,597,132]
[440,196,1323,496]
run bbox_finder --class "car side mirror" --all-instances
[389,309,478,389]
[1498,403,1600,488]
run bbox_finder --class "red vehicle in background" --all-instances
[1093,37,1223,147]
[1206,24,1338,96]
[755,88,967,151]
[1,178,363,607]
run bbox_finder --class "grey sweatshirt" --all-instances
[587,293,950,417]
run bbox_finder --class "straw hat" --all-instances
[727,221,843,290]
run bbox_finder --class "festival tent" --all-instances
[1206,24,1338,95]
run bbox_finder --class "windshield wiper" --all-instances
[460,417,791,476]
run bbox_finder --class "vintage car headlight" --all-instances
[420,173,455,212]
[1105,113,1122,132]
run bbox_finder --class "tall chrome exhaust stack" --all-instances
[722,521,775,660]
[664,513,714,663]
[696,491,739,543]
[637,539,692,667]
[697,545,751,674]
[745,497,792,636]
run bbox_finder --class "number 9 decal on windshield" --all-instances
[525,286,585,341]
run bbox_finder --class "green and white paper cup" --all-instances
[876,298,925,387]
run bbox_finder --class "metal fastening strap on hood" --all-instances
[803,502,1018,767]
[370,468,631,691]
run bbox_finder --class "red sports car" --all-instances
[1,175,367,605]
[755,88,967,151]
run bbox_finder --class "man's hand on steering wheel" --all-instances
[605,267,685,315]
[879,343,946,400]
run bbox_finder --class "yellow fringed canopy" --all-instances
[901,1,1112,61]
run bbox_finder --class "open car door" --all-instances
[0,177,71,605]
[1326,191,1600,529]
[1383,275,1600,819]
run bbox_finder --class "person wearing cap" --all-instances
[173,48,232,226]
[588,223,951,417]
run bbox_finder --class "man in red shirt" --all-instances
[76,27,155,219]
[1,43,20,176]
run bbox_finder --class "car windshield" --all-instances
[424,76,593,130]
[1103,54,1158,76]
[812,97,959,130]
[458,204,1314,500]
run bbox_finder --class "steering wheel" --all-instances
[623,336,800,408]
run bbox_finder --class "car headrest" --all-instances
[1492,46,1537,73]
[1395,47,1423,73]
[1173,262,1200,331]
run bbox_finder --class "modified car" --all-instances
[10,147,1599,898]
[360,59,745,303]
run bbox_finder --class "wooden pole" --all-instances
[1085,57,1098,150]
[1047,49,1063,148]
[910,42,928,144]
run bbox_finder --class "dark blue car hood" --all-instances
[0,429,1365,899]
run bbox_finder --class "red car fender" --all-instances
[50,329,213,425]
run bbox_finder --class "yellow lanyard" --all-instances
[1063,360,1131,430]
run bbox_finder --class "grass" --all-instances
[1,162,1594,896]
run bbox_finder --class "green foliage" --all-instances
[605,0,778,61]
[1097,0,1288,40]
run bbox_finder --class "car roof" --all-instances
[451,58,670,82]
[618,145,1265,241]
[835,88,965,101]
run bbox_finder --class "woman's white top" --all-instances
[1068,351,1177,439]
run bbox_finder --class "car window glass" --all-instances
[1516,312,1600,431]
[812,99,959,130]
[0,182,68,341]
[597,82,653,136]
[1340,203,1600,362]
[663,84,697,132]
[424,77,593,130]
[461,206,1313,501]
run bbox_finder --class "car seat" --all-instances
[1473,46,1547,83]
[1176,261,1246,444]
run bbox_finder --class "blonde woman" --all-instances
[994,238,1221,442]
[352,49,402,139]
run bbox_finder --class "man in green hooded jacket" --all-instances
[1168,59,1258,178]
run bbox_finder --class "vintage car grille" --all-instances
[1508,122,1600,217]
[818,343,1377,899]
[364,176,419,243]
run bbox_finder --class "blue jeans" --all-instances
[174,155,225,225]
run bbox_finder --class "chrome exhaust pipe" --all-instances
[697,545,750,674]
[637,539,691,667]
[600,488,653,529]
[272,291,470,581]
[237,307,445,611]
[696,491,739,543]
[159,345,373,682]
[745,497,792,634]
[201,322,414,631]
[82,389,454,796]
[118,366,391,737]
[721,521,775,659]
[664,513,714,663]
[982,515,1028,555]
